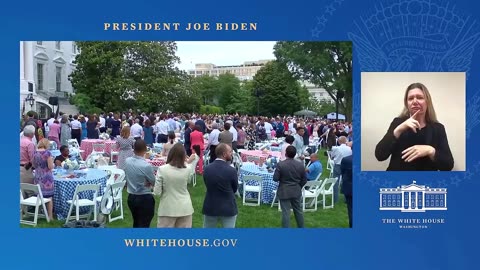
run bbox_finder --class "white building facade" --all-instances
[187,59,272,81]
[301,81,334,103]
[379,181,447,212]
[20,41,79,119]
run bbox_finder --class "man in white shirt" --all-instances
[227,120,238,152]
[99,113,106,133]
[155,116,169,143]
[130,119,144,140]
[331,136,352,203]
[264,120,273,140]
[207,123,220,163]
[70,115,82,144]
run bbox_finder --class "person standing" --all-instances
[273,146,307,228]
[190,125,205,174]
[130,119,143,141]
[202,143,238,228]
[115,126,135,170]
[207,123,220,163]
[60,115,71,147]
[341,154,353,228]
[218,122,233,148]
[32,139,55,220]
[184,121,194,156]
[70,115,82,145]
[20,125,36,185]
[154,144,198,228]
[331,136,352,203]
[124,139,156,228]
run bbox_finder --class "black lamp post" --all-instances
[26,93,35,108]
[335,90,344,122]
[255,88,262,116]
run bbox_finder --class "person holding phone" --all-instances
[375,83,454,171]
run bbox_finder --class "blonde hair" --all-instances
[120,126,130,139]
[37,138,50,149]
[399,83,438,123]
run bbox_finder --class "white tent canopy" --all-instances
[326,112,346,120]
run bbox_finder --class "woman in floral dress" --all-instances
[116,126,135,170]
[245,123,257,150]
[32,139,55,220]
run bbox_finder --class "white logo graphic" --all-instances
[379,181,447,212]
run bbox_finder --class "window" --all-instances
[72,42,77,53]
[37,63,44,91]
[55,41,61,50]
[37,41,43,45]
[56,66,62,92]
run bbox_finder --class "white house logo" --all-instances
[379,180,447,212]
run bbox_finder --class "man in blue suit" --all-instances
[341,154,353,228]
[202,143,238,228]
[184,121,193,156]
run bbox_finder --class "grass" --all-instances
[21,148,349,228]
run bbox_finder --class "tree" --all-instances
[69,41,130,112]
[252,61,303,116]
[69,41,187,113]
[274,41,352,120]
[192,75,218,105]
[217,73,241,111]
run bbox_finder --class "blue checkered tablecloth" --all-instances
[239,162,278,204]
[53,168,108,220]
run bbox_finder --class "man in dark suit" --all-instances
[341,154,353,228]
[273,145,307,228]
[184,121,194,156]
[195,116,207,134]
[202,143,238,228]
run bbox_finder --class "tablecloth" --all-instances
[53,168,108,220]
[240,150,281,165]
[239,162,278,204]
[80,139,116,159]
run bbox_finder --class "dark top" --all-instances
[303,127,310,146]
[54,155,68,165]
[184,127,192,147]
[86,121,99,139]
[340,155,353,196]
[273,158,307,199]
[111,119,121,137]
[375,117,454,171]
[202,160,238,216]
[195,119,206,134]
[143,126,154,145]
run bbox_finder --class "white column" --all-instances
[24,41,34,85]
[20,42,25,80]
[415,192,418,209]
[422,192,425,209]
[401,192,404,209]
[444,192,447,208]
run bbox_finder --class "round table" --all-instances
[147,158,166,167]
[239,162,278,204]
[240,150,281,165]
[53,168,108,220]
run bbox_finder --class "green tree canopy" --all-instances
[252,61,303,116]
[274,41,352,120]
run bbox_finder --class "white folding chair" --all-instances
[96,180,126,222]
[188,158,200,187]
[65,184,100,224]
[242,175,263,206]
[270,189,281,211]
[20,183,51,226]
[203,149,210,168]
[67,139,80,149]
[318,177,338,209]
[91,143,106,155]
[49,141,58,150]
[302,180,323,212]
[110,144,119,164]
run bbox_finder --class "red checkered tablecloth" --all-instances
[80,139,117,159]
[240,150,281,165]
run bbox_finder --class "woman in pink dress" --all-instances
[189,125,205,174]
[47,120,61,148]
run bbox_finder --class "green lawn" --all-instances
[21,149,349,228]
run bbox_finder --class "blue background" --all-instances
[2,0,480,269]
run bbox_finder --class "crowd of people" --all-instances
[20,109,353,228]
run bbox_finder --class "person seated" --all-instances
[305,153,322,181]
[54,145,70,167]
